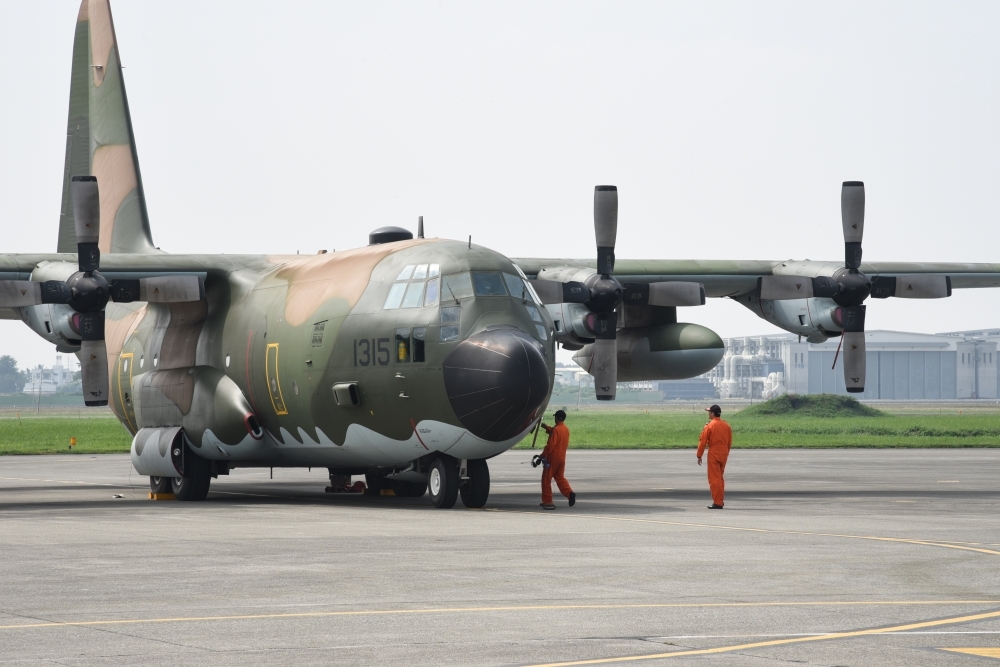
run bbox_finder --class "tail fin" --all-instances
[57,0,156,254]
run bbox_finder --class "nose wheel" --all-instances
[459,459,490,509]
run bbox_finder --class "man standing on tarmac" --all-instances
[539,410,576,510]
[697,404,732,509]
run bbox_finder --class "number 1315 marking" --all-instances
[354,338,390,366]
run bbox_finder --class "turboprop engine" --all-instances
[733,291,844,344]
[571,322,724,382]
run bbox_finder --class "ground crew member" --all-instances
[539,410,576,510]
[697,404,732,509]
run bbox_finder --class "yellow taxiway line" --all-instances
[0,600,996,631]
[486,509,1000,557]
[522,609,1000,666]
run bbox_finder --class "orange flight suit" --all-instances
[541,422,573,504]
[697,416,732,506]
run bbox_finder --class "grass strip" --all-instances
[2,410,1000,455]
[0,417,131,455]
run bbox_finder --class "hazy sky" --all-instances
[3,1,1000,368]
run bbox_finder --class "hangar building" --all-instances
[703,330,1000,400]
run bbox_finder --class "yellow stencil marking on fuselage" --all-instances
[117,353,135,431]
[265,343,288,415]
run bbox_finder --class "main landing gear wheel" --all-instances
[428,458,458,508]
[459,459,490,509]
[171,449,212,501]
[149,476,171,494]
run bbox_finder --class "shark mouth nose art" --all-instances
[443,328,549,442]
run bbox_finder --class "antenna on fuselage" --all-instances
[417,216,424,239]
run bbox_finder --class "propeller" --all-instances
[0,176,204,407]
[759,181,951,393]
[531,186,705,400]
[590,186,621,401]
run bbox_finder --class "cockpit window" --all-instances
[384,263,440,310]
[472,271,508,296]
[442,273,474,301]
[424,278,440,306]
[513,264,542,305]
[383,282,407,309]
[401,282,425,308]
[503,273,527,300]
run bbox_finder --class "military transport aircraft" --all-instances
[5,0,1000,508]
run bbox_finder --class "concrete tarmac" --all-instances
[1,449,998,666]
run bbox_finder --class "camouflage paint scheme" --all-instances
[8,1,1000,479]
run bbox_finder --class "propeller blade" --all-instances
[837,305,866,393]
[759,276,840,300]
[870,275,951,299]
[76,310,108,406]
[841,181,865,270]
[0,280,74,308]
[842,332,866,393]
[80,339,109,406]
[528,280,589,305]
[590,311,617,401]
[0,281,42,308]
[71,176,100,272]
[594,185,618,276]
[110,276,204,303]
[622,282,705,307]
[592,339,617,401]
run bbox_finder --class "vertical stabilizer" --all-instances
[58,0,156,254]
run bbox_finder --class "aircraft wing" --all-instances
[512,258,1000,298]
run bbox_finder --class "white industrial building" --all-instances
[22,355,78,395]
[705,330,999,400]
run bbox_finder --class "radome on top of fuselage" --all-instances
[104,237,555,470]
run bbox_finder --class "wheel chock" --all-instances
[148,492,176,500]
[379,488,396,496]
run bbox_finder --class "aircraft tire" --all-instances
[391,479,427,498]
[149,476,171,494]
[171,450,212,501]
[428,458,458,508]
[459,459,490,508]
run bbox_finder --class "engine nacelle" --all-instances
[734,292,842,343]
[572,323,724,382]
[17,261,82,351]
[129,366,264,450]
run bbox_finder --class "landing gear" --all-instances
[149,476,171,494]
[428,458,458,508]
[364,471,385,496]
[171,449,212,501]
[459,459,490,508]
[391,479,427,498]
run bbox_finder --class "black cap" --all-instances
[705,404,721,416]
[554,410,567,422]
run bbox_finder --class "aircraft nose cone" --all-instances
[443,328,550,442]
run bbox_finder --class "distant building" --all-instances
[658,378,717,400]
[23,356,78,394]
[706,330,999,400]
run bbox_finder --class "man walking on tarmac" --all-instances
[539,410,576,510]
[697,404,732,509]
